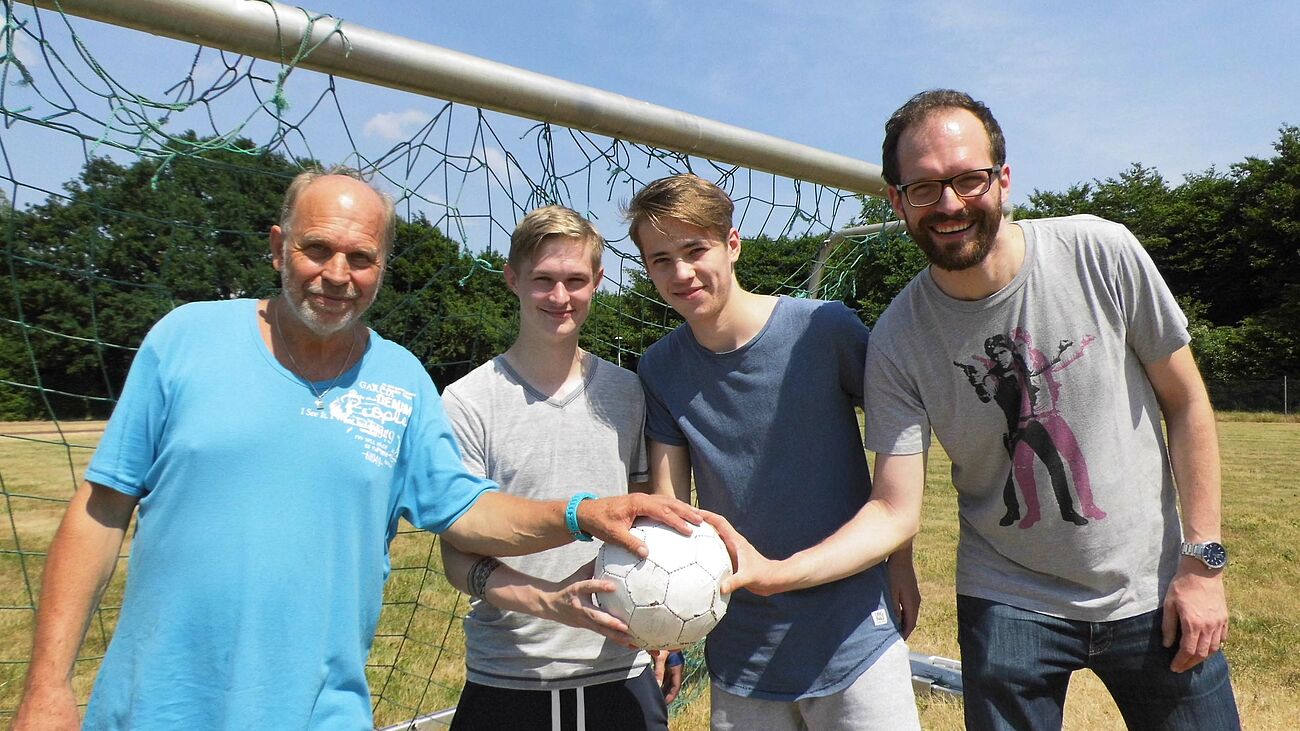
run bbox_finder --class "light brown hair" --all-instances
[622,174,734,251]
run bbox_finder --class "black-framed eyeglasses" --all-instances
[896,167,1000,208]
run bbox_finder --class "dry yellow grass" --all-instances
[2,418,1297,729]
[667,419,1300,730]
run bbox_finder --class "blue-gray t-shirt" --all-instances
[639,296,901,701]
[83,299,495,730]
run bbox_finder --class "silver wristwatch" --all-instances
[1180,541,1227,570]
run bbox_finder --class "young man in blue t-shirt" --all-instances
[626,174,920,730]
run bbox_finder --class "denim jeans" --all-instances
[956,595,1240,731]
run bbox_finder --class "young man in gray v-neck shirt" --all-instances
[439,206,674,731]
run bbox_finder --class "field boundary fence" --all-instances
[1206,376,1297,415]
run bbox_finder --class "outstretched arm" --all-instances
[442,490,701,560]
[439,541,636,647]
[15,482,138,731]
[710,451,925,595]
[1146,345,1228,673]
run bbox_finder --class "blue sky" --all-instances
[4,1,1297,236]
[307,0,1296,199]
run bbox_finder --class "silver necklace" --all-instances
[273,301,359,411]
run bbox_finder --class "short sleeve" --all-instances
[85,323,170,497]
[638,352,687,447]
[393,381,497,534]
[862,334,930,456]
[442,387,488,479]
[824,302,869,406]
[628,402,650,484]
[1112,227,1191,364]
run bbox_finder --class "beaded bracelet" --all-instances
[467,556,502,600]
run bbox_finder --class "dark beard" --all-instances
[910,203,1001,272]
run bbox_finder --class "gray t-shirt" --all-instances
[864,215,1190,622]
[442,354,650,690]
[640,296,901,701]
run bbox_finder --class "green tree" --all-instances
[1,139,297,418]
[368,216,516,387]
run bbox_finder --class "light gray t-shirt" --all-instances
[442,354,650,690]
[864,215,1190,622]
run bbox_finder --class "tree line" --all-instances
[2,128,1296,420]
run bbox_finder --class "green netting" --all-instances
[0,2,899,725]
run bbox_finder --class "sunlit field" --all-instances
[2,415,1296,728]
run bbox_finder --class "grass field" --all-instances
[1,415,1297,728]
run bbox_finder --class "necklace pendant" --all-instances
[315,398,325,411]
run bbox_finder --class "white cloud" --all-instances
[191,55,233,87]
[483,146,513,180]
[9,29,38,66]
[363,109,434,141]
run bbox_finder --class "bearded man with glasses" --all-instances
[716,89,1239,730]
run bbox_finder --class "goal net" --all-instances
[0,1,899,724]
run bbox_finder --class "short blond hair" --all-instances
[509,205,604,272]
[623,174,734,251]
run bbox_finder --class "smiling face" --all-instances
[271,175,387,338]
[637,216,741,325]
[887,107,1011,272]
[505,234,602,343]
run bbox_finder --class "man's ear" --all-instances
[269,225,285,271]
[886,187,906,221]
[593,266,605,290]
[503,262,519,294]
[726,227,742,263]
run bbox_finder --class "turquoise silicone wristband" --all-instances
[566,492,598,542]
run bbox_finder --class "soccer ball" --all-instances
[594,518,732,650]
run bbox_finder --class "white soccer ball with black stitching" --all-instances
[594,518,732,650]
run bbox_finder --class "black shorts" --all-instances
[449,664,669,731]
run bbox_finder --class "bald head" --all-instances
[279,167,397,254]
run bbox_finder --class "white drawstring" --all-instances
[548,685,588,731]
[575,685,587,731]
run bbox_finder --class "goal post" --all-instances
[0,1,908,725]
[17,0,889,196]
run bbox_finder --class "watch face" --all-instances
[1203,542,1227,569]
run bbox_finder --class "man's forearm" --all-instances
[770,498,919,593]
[443,490,702,558]
[1149,348,1224,542]
[713,451,926,597]
[443,492,571,556]
[19,483,135,707]
[440,538,553,615]
[1165,395,1223,542]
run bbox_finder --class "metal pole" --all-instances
[807,220,904,298]
[18,0,889,197]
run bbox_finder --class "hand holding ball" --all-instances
[594,518,732,650]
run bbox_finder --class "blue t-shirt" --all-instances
[83,299,495,730]
[639,296,901,701]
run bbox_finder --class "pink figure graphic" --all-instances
[954,329,1104,529]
